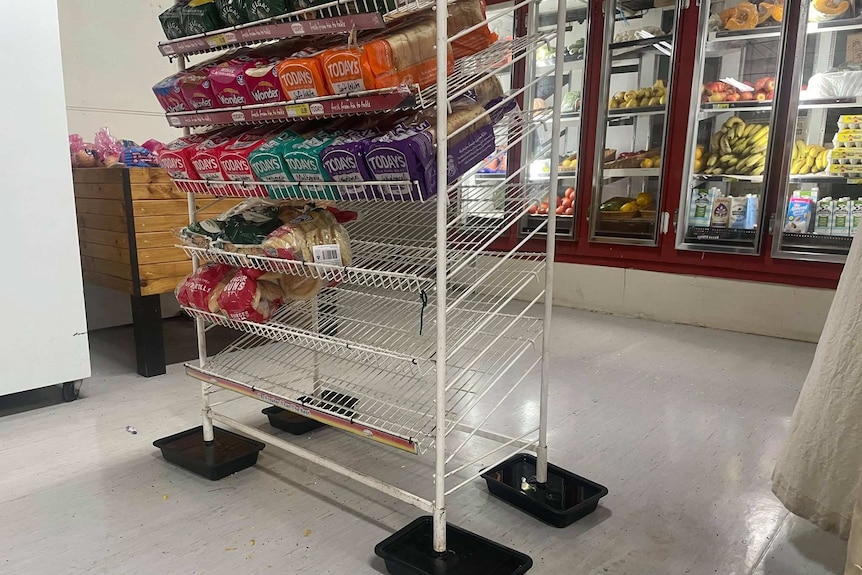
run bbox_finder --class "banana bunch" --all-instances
[700,117,769,176]
[790,140,829,175]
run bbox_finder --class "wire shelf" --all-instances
[164,33,552,127]
[186,304,542,452]
[182,240,544,292]
[158,0,437,58]
[172,107,550,205]
[183,283,543,375]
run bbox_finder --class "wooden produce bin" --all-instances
[73,167,235,377]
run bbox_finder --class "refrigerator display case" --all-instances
[677,0,789,255]
[590,0,679,245]
[518,0,590,239]
[772,5,862,262]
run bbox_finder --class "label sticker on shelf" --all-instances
[207,34,229,48]
[285,104,311,118]
[848,179,862,184]
[313,244,342,265]
[169,117,181,126]
[231,111,247,122]
[162,44,175,55]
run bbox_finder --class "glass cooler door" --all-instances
[590,0,679,246]
[678,0,787,254]
[772,6,862,263]
[519,0,590,239]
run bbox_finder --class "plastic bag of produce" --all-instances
[807,70,862,98]
[175,263,238,313]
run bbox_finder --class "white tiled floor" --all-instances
[0,307,848,574]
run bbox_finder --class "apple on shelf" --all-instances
[701,77,775,104]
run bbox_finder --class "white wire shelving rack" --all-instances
[157,0,568,562]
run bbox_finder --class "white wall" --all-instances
[58,0,182,329]
[527,262,835,343]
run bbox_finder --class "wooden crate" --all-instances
[73,167,241,377]
[73,167,238,296]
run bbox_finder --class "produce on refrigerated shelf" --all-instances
[599,197,632,211]
[810,0,850,22]
[720,2,759,30]
[609,79,667,110]
[701,77,774,103]
[790,140,829,175]
[699,117,769,176]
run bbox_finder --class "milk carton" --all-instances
[784,197,812,233]
[710,197,731,228]
[851,200,862,236]
[814,198,834,235]
[688,187,716,227]
[833,197,852,236]
[729,196,748,229]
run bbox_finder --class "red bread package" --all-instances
[218,126,281,193]
[160,132,212,181]
[178,70,217,111]
[175,264,237,313]
[189,127,246,183]
[217,268,284,323]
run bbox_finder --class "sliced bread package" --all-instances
[361,19,453,90]
[321,130,378,200]
[160,132,213,181]
[277,50,331,99]
[153,73,189,113]
[215,0,250,25]
[282,131,339,200]
[219,126,282,195]
[447,0,497,60]
[246,0,292,21]
[181,0,224,36]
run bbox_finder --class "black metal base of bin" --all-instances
[262,406,326,435]
[153,426,264,481]
[374,516,532,575]
[481,453,608,528]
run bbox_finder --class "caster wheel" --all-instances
[62,381,81,402]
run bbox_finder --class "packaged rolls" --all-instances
[262,206,355,266]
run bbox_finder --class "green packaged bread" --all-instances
[246,0,292,21]
[215,0,250,25]
[159,3,187,40]
[181,0,224,36]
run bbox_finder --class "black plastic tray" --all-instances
[262,406,325,435]
[153,426,264,481]
[375,516,532,575]
[481,453,607,528]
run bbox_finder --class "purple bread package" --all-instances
[365,119,496,202]
[321,130,377,201]
[365,125,436,201]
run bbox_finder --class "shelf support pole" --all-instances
[433,0,449,554]
[175,12,213,443]
[536,0,566,486]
